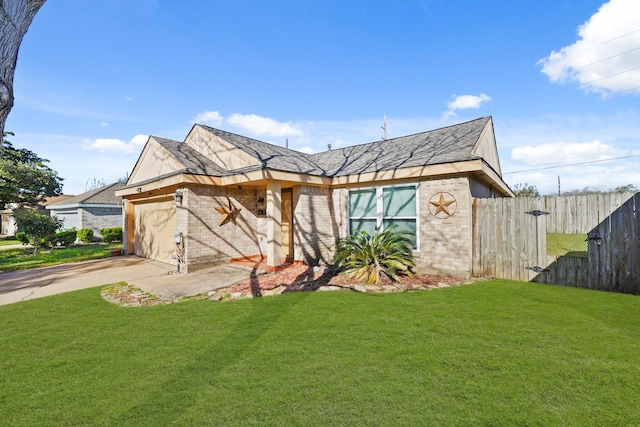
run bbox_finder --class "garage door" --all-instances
[134,200,176,265]
[52,210,79,231]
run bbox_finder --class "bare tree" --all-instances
[86,178,107,192]
[0,0,46,158]
[512,183,540,197]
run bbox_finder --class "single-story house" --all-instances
[0,205,17,236]
[47,182,124,239]
[116,116,514,277]
[1,195,75,236]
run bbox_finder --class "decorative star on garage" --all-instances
[215,199,241,226]
[429,192,457,218]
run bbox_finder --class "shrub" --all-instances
[100,227,122,243]
[334,226,416,285]
[77,228,94,243]
[12,208,63,254]
[52,229,77,247]
[15,232,29,245]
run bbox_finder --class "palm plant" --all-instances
[334,226,416,285]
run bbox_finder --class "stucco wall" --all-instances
[417,177,473,278]
[292,185,347,265]
[181,186,262,272]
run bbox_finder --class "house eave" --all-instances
[330,159,481,186]
[46,203,121,210]
[116,159,514,196]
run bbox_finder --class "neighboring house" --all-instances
[1,195,74,236]
[47,182,124,239]
[116,116,514,277]
[0,204,17,236]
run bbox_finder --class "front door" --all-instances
[281,189,293,260]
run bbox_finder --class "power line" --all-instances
[570,46,640,72]
[450,38,640,111]
[504,153,640,175]
[594,27,640,47]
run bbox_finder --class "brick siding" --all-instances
[180,186,262,272]
[417,177,473,278]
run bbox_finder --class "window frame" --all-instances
[348,183,419,251]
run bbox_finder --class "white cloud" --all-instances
[83,134,148,153]
[447,93,491,110]
[227,113,304,137]
[442,93,491,118]
[124,95,134,101]
[511,140,626,166]
[538,0,640,95]
[193,110,224,126]
[101,122,109,127]
[296,146,316,154]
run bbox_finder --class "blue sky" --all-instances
[6,0,640,195]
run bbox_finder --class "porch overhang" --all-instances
[117,159,513,198]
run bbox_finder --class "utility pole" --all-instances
[558,176,561,196]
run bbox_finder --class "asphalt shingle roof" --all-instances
[127,116,493,188]
[200,116,489,177]
[197,126,325,175]
[153,137,231,177]
[48,182,125,206]
[311,116,489,176]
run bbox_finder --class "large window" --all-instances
[349,185,418,248]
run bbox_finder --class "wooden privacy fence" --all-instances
[472,192,639,293]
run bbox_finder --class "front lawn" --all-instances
[0,243,122,272]
[0,237,20,246]
[1,280,639,425]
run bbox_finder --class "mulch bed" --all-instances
[225,265,466,297]
[101,265,473,306]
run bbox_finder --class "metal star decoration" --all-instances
[215,199,241,226]
[429,193,456,218]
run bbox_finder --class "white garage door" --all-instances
[52,210,79,231]
[134,200,176,265]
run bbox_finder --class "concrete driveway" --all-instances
[0,256,260,306]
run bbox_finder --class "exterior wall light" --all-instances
[174,190,184,206]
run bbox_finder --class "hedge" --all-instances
[100,227,122,243]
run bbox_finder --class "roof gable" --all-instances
[118,116,511,195]
[470,117,501,175]
[185,125,262,171]
[47,182,125,208]
[195,125,325,175]
[127,136,193,185]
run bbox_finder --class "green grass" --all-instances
[547,233,589,257]
[1,281,639,426]
[0,243,121,272]
[0,237,20,246]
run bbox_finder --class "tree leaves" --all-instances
[1,133,63,208]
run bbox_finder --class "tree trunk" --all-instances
[0,0,46,158]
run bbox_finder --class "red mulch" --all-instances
[225,265,465,297]
[101,265,471,306]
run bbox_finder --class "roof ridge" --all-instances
[197,124,314,157]
[48,182,124,206]
[311,116,491,157]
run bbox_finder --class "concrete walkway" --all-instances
[0,256,261,306]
